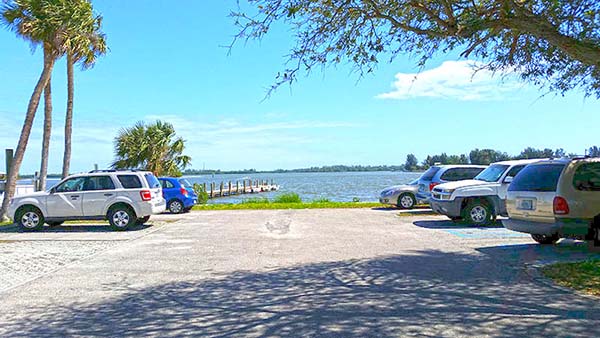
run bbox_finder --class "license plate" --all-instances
[518,199,533,210]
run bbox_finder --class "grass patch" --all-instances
[0,220,13,227]
[541,259,600,296]
[193,201,387,210]
[272,193,302,203]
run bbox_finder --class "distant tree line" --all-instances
[405,146,600,171]
[183,165,406,175]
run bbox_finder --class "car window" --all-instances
[506,165,526,179]
[118,175,142,189]
[474,164,509,182]
[440,168,485,181]
[55,177,86,193]
[161,180,174,189]
[83,176,115,191]
[420,166,441,181]
[178,178,193,188]
[508,164,566,192]
[573,162,600,191]
[145,173,161,189]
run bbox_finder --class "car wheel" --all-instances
[16,206,44,232]
[462,201,492,226]
[136,216,150,225]
[168,200,184,214]
[587,227,600,252]
[47,221,63,227]
[108,206,135,231]
[397,193,416,209]
[531,233,559,245]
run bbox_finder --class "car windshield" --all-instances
[474,164,510,182]
[178,179,193,188]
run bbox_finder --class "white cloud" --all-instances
[376,60,520,101]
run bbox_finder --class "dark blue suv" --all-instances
[158,177,197,213]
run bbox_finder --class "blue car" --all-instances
[158,177,198,214]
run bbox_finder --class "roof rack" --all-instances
[88,169,140,173]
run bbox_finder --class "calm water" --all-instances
[17,171,422,204]
[185,171,421,204]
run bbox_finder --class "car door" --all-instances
[46,177,86,218]
[82,176,116,217]
[160,179,176,202]
[498,165,526,200]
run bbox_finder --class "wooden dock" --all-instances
[202,179,279,199]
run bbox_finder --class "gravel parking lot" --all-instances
[1,209,599,337]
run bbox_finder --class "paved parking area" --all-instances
[0,209,599,337]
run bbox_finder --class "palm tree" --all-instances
[38,77,52,191]
[112,121,192,177]
[61,2,107,179]
[0,0,70,219]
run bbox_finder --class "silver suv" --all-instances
[8,170,166,231]
[415,165,487,201]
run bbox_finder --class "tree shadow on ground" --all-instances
[413,219,504,229]
[2,249,600,337]
[477,240,600,265]
[0,222,154,233]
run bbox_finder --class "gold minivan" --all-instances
[502,159,570,244]
[554,157,600,247]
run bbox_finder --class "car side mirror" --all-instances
[504,176,513,183]
[49,187,56,194]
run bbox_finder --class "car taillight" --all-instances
[553,196,569,215]
[140,190,152,201]
[429,182,439,191]
[180,187,188,197]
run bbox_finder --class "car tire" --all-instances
[531,233,559,245]
[46,221,63,227]
[108,206,135,231]
[397,193,416,209]
[136,216,150,225]
[587,227,600,252]
[16,206,45,232]
[462,201,492,226]
[168,200,184,214]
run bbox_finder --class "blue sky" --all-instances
[1,1,599,174]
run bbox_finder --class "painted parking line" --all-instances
[445,228,530,239]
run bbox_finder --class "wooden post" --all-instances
[243,180,246,193]
[220,182,224,197]
[228,181,232,195]
[203,183,206,193]
[236,181,239,194]
[210,183,214,198]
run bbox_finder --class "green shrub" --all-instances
[273,192,302,203]
[242,197,270,204]
[312,197,331,203]
[352,197,360,202]
[192,183,210,205]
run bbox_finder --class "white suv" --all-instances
[429,159,543,225]
[8,170,166,231]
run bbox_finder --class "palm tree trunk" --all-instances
[39,77,52,191]
[61,52,74,179]
[0,50,56,220]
